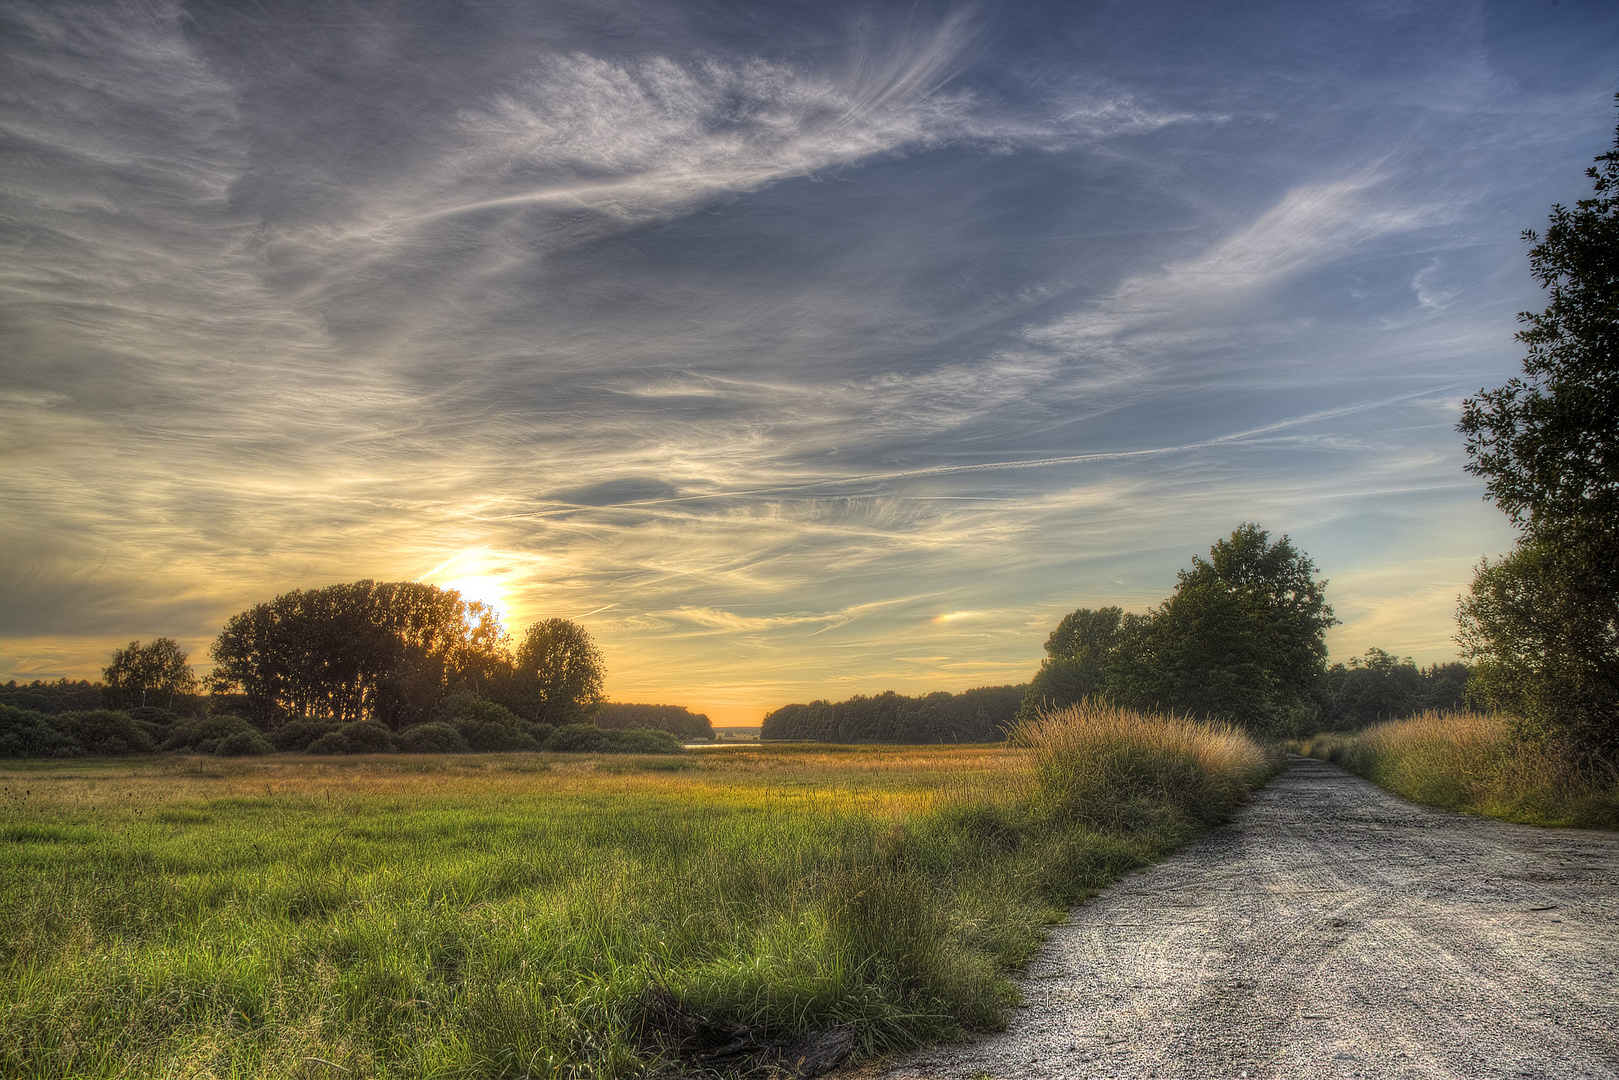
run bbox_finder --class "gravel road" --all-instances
[868,755,1619,1079]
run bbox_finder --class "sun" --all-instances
[442,574,510,627]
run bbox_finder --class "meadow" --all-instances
[1,706,1277,1079]
[1297,711,1619,829]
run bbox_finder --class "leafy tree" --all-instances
[1106,524,1336,736]
[102,638,197,711]
[209,581,508,729]
[502,619,606,726]
[1456,102,1619,774]
[1458,536,1617,768]
[1015,607,1125,723]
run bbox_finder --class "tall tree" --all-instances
[1456,102,1619,774]
[102,638,197,711]
[209,581,508,729]
[503,619,606,726]
[1014,606,1125,722]
[1107,524,1336,736]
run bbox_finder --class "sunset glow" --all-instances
[3,0,1613,725]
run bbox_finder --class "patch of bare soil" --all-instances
[862,755,1619,1079]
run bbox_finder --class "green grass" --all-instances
[1297,711,1619,829]
[2,713,1276,1078]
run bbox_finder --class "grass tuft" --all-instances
[1297,711,1619,828]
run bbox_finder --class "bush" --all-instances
[51,711,156,756]
[543,725,685,754]
[397,722,469,754]
[602,728,684,754]
[454,700,539,752]
[527,721,556,745]
[163,715,262,755]
[216,730,274,757]
[544,724,608,753]
[307,721,397,755]
[267,718,341,752]
[0,705,83,758]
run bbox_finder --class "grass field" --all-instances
[1297,711,1619,829]
[2,707,1277,1078]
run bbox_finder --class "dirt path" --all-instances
[869,755,1619,1079]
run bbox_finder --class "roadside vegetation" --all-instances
[0,707,1276,1079]
[1298,712,1618,829]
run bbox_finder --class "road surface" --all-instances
[869,755,1619,1079]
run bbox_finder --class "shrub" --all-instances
[163,715,262,755]
[216,730,274,757]
[526,721,556,744]
[397,722,469,754]
[307,721,397,755]
[52,711,157,756]
[0,705,83,758]
[267,718,341,752]
[454,700,538,752]
[602,728,684,754]
[544,724,608,753]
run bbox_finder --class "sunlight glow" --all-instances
[444,575,510,627]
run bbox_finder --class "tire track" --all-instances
[863,756,1619,1079]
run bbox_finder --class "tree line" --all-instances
[760,685,1025,743]
[1,580,707,758]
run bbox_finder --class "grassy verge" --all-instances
[2,706,1276,1078]
[1296,711,1619,829]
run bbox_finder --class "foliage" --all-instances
[596,702,716,740]
[1318,649,1471,729]
[1298,712,1617,829]
[101,638,198,712]
[208,580,508,730]
[265,717,341,752]
[501,619,607,726]
[1014,607,1124,724]
[216,729,274,757]
[1456,104,1619,776]
[1112,525,1335,735]
[451,700,541,752]
[761,685,1025,743]
[50,711,157,756]
[0,679,102,715]
[307,721,397,755]
[397,722,470,754]
[544,724,683,754]
[161,715,263,755]
[1024,526,1335,737]
[1457,536,1619,770]
[1458,101,1619,565]
[0,729,1274,1076]
[0,705,83,758]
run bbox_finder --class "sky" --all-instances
[2,0,1616,724]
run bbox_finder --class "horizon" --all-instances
[4,0,1616,726]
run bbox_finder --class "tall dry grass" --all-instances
[1299,710,1618,828]
[1009,701,1280,830]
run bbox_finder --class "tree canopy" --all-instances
[1456,102,1619,774]
[101,638,197,712]
[1018,524,1336,736]
[208,580,508,729]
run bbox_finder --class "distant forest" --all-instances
[761,685,1026,743]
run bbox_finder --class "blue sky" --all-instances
[2,0,1615,722]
